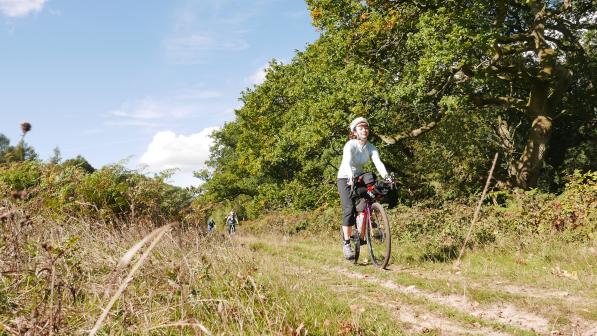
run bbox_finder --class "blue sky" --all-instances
[0,0,318,186]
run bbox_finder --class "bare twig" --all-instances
[48,263,56,336]
[454,153,499,269]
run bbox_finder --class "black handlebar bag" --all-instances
[357,172,376,186]
[351,172,377,212]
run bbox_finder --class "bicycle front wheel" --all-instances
[366,202,391,268]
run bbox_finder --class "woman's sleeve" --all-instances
[341,141,354,178]
[369,144,388,179]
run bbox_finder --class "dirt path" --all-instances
[335,267,548,335]
[281,264,508,335]
[238,234,597,336]
[391,266,596,310]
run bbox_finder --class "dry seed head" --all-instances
[20,122,32,134]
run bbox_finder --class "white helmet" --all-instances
[349,117,369,131]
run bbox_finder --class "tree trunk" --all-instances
[513,82,552,189]
[515,115,552,189]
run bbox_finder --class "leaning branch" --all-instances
[471,95,528,111]
[453,153,499,269]
[379,112,442,144]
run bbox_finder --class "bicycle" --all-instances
[344,173,394,268]
[228,223,236,235]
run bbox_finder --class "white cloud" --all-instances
[167,171,203,188]
[106,86,233,129]
[175,88,222,100]
[140,127,218,174]
[103,120,161,128]
[109,97,193,120]
[247,63,269,85]
[165,33,249,64]
[0,0,47,17]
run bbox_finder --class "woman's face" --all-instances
[354,123,369,139]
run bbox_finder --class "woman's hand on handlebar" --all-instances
[384,173,396,185]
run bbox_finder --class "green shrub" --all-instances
[0,161,43,193]
[0,161,195,224]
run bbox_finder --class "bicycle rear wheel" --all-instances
[366,202,391,268]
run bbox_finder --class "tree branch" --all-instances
[493,0,506,27]
[547,65,572,108]
[471,95,528,111]
[495,33,533,44]
[378,111,443,144]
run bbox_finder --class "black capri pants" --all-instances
[337,178,355,227]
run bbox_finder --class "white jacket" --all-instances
[337,139,388,179]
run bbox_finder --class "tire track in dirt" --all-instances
[241,237,510,335]
[241,235,596,335]
[265,236,594,311]
[391,266,595,308]
[334,267,551,335]
[388,267,597,335]
[378,301,510,336]
[284,264,509,336]
[283,239,596,334]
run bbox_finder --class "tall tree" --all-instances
[200,0,596,213]
[307,0,597,189]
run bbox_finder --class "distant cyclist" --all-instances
[225,210,238,234]
[207,217,215,233]
[337,117,390,260]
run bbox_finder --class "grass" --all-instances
[242,232,595,335]
[461,238,596,294]
[1,204,408,335]
[2,196,595,335]
[242,236,528,335]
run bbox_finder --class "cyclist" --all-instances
[225,210,238,234]
[337,117,390,260]
[207,217,215,233]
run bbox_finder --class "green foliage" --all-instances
[0,160,194,224]
[0,134,10,157]
[62,154,95,173]
[49,147,62,164]
[75,164,131,219]
[0,160,43,191]
[241,170,595,264]
[198,0,595,213]
[1,207,407,334]
[550,170,597,241]
[0,133,38,163]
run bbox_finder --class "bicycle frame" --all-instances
[357,184,379,234]
[353,181,392,268]
[357,203,372,238]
